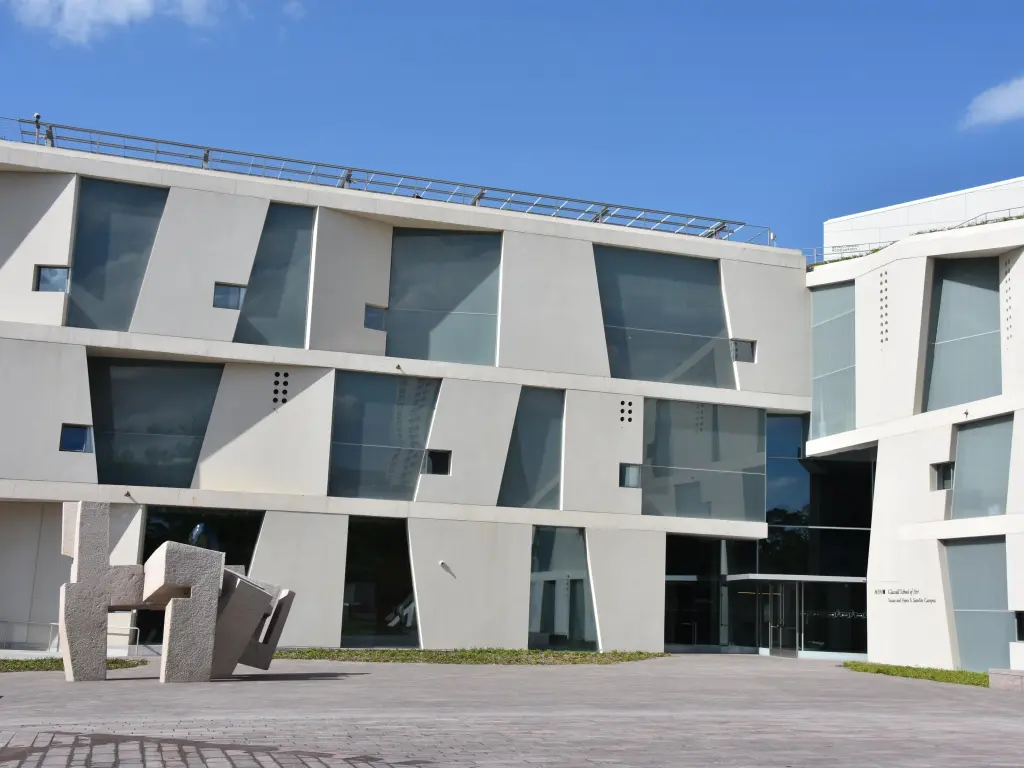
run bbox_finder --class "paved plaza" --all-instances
[2,655,1023,767]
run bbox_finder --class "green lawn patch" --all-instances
[275,648,665,665]
[843,661,988,687]
[0,657,147,673]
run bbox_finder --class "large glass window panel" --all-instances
[233,203,314,349]
[383,309,497,367]
[810,366,856,439]
[946,537,1008,611]
[342,517,419,648]
[811,311,856,378]
[953,610,1015,672]
[950,416,1013,520]
[385,229,501,366]
[641,466,765,521]
[88,358,223,488]
[643,400,765,472]
[924,257,1001,412]
[528,526,596,650]
[767,415,807,459]
[67,179,168,331]
[811,281,856,325]
[328,371,440,501]
[758,527,870,577]
[497,388,564,509]
[801,582,867,654]
[766,458,811,524]
[604,327,736,388]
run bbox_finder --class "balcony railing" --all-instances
[0,115,773,245]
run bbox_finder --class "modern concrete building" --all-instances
[0,117,1020,671]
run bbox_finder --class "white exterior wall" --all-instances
[408,517,531,649]
[415,379,520,506]
[248,510,349,648]
[130,188,268,340]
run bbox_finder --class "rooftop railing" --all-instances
[0,115,774,245]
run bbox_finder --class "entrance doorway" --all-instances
[768,581,799,656]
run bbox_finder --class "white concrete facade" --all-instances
[0,138,813,655]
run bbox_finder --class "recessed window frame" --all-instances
[730,339,757,363]
[59,424,94,453]
[619,463,642,489]
[34,266,70,293]
[422,449,452,476]
[933,461,955,491]
[213,282,247,310]
[364,304,387,332]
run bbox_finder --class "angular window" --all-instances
[945,536,1015,671]
[640,399,766,521]
[619,463,642,489]
[342,516,419,648]
[66,179,168,331]
[363,305,387,332]
[35,266,69,293]
[497,387,564,509]
[59,424,93,453]
[593,245,734,388]
[924,258,1001,412]
[385,229,501,365]
[212,283,246,310]
[88,358,223,488]
[730,339,756,363]
[810,282,855,439]
[233,203,315,349]
[528,526,596,650]
[950,415,1013,519]
[422,449,451,476]
[934,462,955,491]
[327,371,440,500]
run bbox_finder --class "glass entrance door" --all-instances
[769,582,799,656]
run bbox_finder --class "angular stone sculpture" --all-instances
[58,501,295,684]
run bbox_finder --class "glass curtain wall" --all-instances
[810,282,856,439]
[385,229,501,365]
[950,415,1013,519]
[233,203,315,349]
[88,358,223,488]
[528,526,597,650]
[945,536,1015,671]
[327,371,440,500]
[497,387,564,509]
[924,258,1001,411]
[593,246,735,387]
[66,179,168,331]
[641,400,765,521]
[665,535,725,647]
[342,516,419,648]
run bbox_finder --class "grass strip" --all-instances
[275,648,665,665]
[843,661,988,687]
[0,657,147,673]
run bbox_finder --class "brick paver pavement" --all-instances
[1,655,1023,767]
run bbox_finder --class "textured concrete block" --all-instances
[143,541,224,684]
[240,588,295,670]
[988,669,1024,692]
[211,571,274,679]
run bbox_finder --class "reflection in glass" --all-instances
[593,245,734,387]
[810,282,855,439]
[35,266,69,293]
[67,178,168,331]
[342,517,419,648]
[498,388,564,509]
[88,358,223,488]
[950,415,1013,519]
[385,229,501,365]
[946,536,1013,671]
[327,371,440,500]
[665,535,723,646]
[641,465,765,521]
[801,582,867,654]
[234,203,315,349]
[758,527,870,577]
[924,258,1001,412]
[529,526,596,650]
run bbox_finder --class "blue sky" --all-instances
[3,0,1024,249]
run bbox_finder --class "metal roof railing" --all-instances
[0,115,774,245]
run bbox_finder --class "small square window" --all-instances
[933,462,954,491]
[730,339,756,363]
[422,449,452,476]
[59,424,93,453]
[213,283,246,310]
[619,463,642,489]
[34,266,69,293]
[364,305,387,331]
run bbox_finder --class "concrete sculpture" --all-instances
[59,501,294,683]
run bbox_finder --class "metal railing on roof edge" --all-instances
[0,115,774,246]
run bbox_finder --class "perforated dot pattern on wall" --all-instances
[879,270,889,345]
[619,399,634,424]
[1003,255,1014,344]
[272,370,290,405]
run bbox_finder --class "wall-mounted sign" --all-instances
[874,587,936,605]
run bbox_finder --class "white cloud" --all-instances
[8,0,218,43]
[282,0,303,19]
[961,74,1024,129]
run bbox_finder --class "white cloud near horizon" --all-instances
[9,0,216,43]
[961,74,1024,129]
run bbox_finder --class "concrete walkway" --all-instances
[1,655,1023,767]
